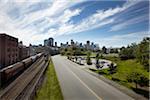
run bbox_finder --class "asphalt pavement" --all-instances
[52,55,134,100]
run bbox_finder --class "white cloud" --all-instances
[44,1,136,37]
[0,0,84,45]
[110,14,148,31]
[97,31,149,48]
[0,0,144,46]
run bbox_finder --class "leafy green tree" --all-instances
[119,37,149,70]
[108,63,117,74]
[95,53,100,69]
[99,54,104,59]
[136,37,149,70]
[86,51,92,65]
[119,43,137,60]
[127,71,141,89]
[110,48,119,53]
[138,74,149,87]
[102,46,107,54]
[74,48,84,56]
[127,70,149,89]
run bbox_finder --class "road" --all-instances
[52,55,134,100]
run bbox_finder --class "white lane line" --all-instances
[64,63,102,100]
[64,57,134,100]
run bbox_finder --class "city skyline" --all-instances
[0,0,149,47]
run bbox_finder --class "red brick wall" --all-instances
[0,34,18,69]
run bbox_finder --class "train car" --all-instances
[0,53,44,87]
[30,55,37,62]
[36,53,43,58]
[22,57,32,69]
[0,62,24,84]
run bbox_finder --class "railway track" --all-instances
[0,56,49,100]
[16,59,49,100]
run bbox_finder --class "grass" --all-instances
[36,60,63,100]
[89,56,149,98]
[90,52,97,57]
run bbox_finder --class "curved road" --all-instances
[52,55,134,100]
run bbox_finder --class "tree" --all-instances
[138,74,149,87]
[136,37,149,70]
[99,54,104,59]
[86,51,92,65]
[95,53,100,69]
[127,71,141,89]
[108,62,117,74]
[74,48,84,56]
[119,37,149,71]
[102,46,107,54]
[119,43,137,60]
[127,70,149,89]
[110,48,118,53]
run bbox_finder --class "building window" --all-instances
[7,48,10,52]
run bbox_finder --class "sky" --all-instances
[0,0,149,48]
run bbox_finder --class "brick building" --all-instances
[18,41,30,61]
[0,33,19,69]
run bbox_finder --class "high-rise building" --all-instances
[86,41,90,45]
[79,43,83,48]
[44,37,54,47]
[44,39,48,46]
[71,39,74,45]
[0,33,19,69]
[60,43,63,46]
[86,40,90,50]
[49,38,54,47]
[55,42,57,47]
[66,42,68,45]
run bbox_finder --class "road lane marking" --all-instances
[64,63,102,100]
[64,57,134,100]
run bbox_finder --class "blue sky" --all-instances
[0,0,149,47]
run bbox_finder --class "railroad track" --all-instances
[16,59,49,100]
[0,56,49,100]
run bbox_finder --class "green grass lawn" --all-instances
[36,60,63,100]
[90,52,97,57]
[89,57,149,98]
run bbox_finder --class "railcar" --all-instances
[37,53,43,58]
[22,57,32,69]
[0,53,43,87]
[0,62,24,85]
[30,55,37,62]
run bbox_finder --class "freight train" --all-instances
[0,53,44,87]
